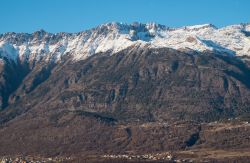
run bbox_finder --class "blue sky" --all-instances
[0,0,249,33]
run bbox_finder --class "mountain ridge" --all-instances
[1,22,250,63]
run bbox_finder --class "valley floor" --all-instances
[1,119,250,163]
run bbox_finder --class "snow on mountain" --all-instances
[0,22,250,62]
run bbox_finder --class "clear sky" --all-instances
[0,0,249,33]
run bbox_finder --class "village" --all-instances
[103,152,176,162]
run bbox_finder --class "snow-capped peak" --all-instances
[0,22,250,63]
[183,23,217,30]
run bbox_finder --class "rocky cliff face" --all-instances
[2,45,250,122]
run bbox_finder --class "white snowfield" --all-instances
[0,22,250,62]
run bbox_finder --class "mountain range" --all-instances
[0,22,250,162]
